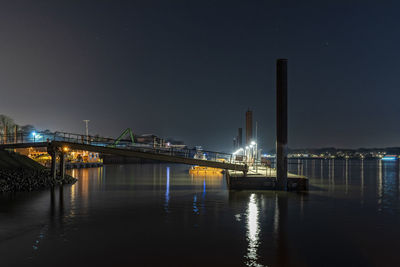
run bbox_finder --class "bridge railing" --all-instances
[1,131,247,166]
[0,131,53,144]
[50,132,237,164]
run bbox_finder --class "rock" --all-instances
[0,169,77,193]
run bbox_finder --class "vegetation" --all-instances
[0,114,36,136]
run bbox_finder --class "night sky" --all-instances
[1,0,399,152]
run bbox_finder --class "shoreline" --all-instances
[0,168,77,193]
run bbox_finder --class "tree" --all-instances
[20,124,35,134]
[0,114,15,135]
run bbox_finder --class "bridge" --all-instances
[0,131,248,180]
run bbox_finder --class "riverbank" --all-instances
[0,150,77,193]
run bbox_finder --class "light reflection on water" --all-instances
[378,160,383,211]
[361,159,364,199]
[1,161,400,266]
[245,194,260,266]
[164,166,170,213]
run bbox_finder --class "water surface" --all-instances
[1,159,400,266]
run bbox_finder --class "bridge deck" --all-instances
[0,132,247,172]
[52,141,247,171]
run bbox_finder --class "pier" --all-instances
[0,131,309,191]
[227,167,308,190]
[0,131,248,180]
[0,59,309,191]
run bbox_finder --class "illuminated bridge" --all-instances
[0,131,248,179]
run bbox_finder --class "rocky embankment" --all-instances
[0,150,77,193]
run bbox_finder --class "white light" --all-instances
[246,146,249,150]
[233,148,244,155]
[251,141,256,145]
[32,131,36,137]
[246,193,260,263]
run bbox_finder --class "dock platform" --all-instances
[227,166,308,191]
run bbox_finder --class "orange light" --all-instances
[63,146,69,152]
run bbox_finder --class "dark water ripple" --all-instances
[1,160,400,266]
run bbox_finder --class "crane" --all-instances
[109,128,135,147]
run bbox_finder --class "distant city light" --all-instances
[382,155,397,161]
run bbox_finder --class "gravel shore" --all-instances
[0,169,77,193]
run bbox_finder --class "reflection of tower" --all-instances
[276,193,289,266]
[245,110,253,145]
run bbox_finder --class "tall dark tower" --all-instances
[245,109,253,145]
[276,59,288,190]
[238,128,243,148]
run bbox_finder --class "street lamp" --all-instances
[32,131,36,143]
[251,141,258,162]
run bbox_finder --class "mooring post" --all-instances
[276,59,288,190]
[59,152,65,181]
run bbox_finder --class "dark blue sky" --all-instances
[1,0,399,151]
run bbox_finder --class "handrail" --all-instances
[0,131,248,167]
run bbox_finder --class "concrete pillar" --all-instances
[276,59,288,190]
[59,152,65,181]
[50,151,57,180]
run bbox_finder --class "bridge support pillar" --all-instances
[59,152,65,181]
[50,151,57,181]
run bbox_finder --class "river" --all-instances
[1,159,400,266]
